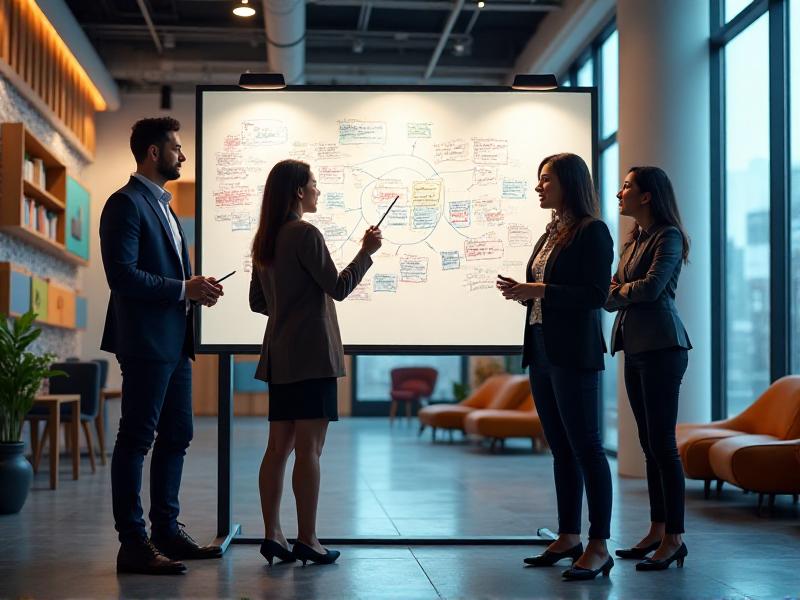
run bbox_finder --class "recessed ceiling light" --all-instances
[477,1,485,8]
[233,0,256,17]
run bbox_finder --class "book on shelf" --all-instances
[47,211,57,240]
[23,157,35,182]
[32,158,45,189]
[37,205,47,235]
[22,197,30,226]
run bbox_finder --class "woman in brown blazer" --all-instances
[249,159,382,566]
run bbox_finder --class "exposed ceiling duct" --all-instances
[262,0,306,85]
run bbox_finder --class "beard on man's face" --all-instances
[157,154,181,181]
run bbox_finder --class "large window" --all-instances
[724,14,771,416]
[353,355,465,415]
[564,23,619,450]
[713,0,793,417]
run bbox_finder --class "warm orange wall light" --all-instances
[19,0,107,111]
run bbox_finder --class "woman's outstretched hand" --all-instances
[362,226,383,255]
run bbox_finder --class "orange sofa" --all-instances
[417,374,530,441]
[709,437,800,512]
[677,376,800,498]
[463,393,545,452]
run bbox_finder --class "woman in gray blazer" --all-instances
[249,159,382,566]
[604,166,691,571]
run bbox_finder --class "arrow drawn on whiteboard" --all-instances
[350,167,379,180]
[425,241,437,253]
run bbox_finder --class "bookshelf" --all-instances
[0,123,87,266]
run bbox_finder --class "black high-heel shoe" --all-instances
[260,539,296,566]
[292,541,341,566]
[635,543,687,571]
[562,556,614,581]
[615,540,660,559]
[523,543,583,567]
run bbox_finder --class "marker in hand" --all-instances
[376,195,400,228]
[214,270,236,284]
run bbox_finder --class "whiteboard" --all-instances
[197,87,595,353]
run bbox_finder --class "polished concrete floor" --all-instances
[1,417,799,599]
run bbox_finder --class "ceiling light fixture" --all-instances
[238,72,287,90]
[233,0,256,17]
[511,74,558,91]
[477,1,485,8]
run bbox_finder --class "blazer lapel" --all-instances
[170,205,193,277]
[129,177,182,266]
[526,233,547,283]
[544,241,563,282]
[619,242,636,284]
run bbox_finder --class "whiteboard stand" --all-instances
[213,353,241,552]
[212,352,557,550]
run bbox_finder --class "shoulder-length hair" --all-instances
[538,153,599,246]
[625,166,690,263]
[252,159,311,267]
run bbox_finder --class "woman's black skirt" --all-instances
[268,377,338,422]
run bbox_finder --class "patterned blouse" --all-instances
[529,213,574,325]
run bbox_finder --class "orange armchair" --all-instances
[709,437,800,513]
[463,393,545,452]
[417,374,529,441]
[677,376,800,498]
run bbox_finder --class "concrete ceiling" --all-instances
[64,0,562,91]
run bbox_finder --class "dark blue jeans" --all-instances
[111,355,193,544]
[528,325,612,540]
[624,347,688,534]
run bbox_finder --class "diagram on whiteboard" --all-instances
[200,90,593,349]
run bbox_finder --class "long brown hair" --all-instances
[252,159,311,267]
[625,166,690,263]
[538,153,599,246]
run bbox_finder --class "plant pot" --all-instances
[0,442,33,514]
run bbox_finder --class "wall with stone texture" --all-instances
[0,74,89,358]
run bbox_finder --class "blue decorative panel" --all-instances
[66,176,90,260]
[10,270,31,314]
[234,360,268,392]
[75,296,87,329]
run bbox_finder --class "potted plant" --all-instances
[0,310,64,514]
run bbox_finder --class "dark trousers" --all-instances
[624,347,688,534]
[528,326,612,539]
[111,355,193,544]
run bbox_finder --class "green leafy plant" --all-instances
[452,382,470,402]
[0,311,65,442]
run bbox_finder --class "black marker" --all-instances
[215,270,236,283]
[375,195,400,228]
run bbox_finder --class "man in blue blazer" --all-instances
[100,117,224,575]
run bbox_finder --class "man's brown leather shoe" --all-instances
[151,525,222,560]
[116,539,187,575]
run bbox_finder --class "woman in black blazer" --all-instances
[497,153,614,581]
[604,166,691,571]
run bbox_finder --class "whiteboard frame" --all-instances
[195,84,598,355]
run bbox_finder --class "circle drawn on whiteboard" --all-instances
[356,162,443,246]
